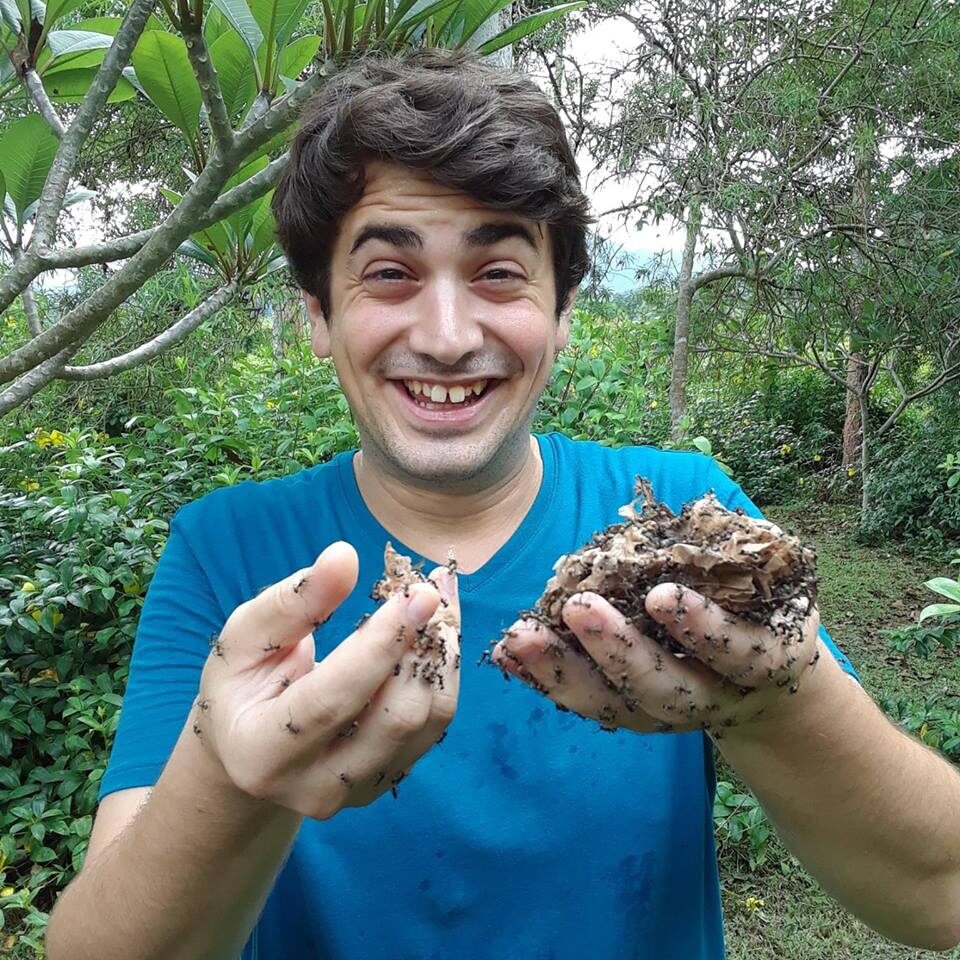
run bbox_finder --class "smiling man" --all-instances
[46,50,960,960]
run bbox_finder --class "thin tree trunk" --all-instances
[670,198,700,439]
[858,388,870,517]
[842,352,864,467]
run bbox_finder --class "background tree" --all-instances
[0,0,584,417]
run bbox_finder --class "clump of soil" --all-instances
[521,478,818,657]
[371,543,460,687]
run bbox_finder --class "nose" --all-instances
[406,274,484,365]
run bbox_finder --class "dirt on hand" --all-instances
[371,543,460,687]
[526,478,818,657]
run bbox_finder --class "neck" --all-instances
[352,435,543,572]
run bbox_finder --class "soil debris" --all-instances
[371,543,459,689]
[529,477,818,658]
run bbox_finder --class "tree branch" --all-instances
[21,283,42,337]
[24,69,66,138]
[41,152,288,269]
[181,19,235,154]
[0,344,77,418]
[59,281,238,380]
[30,0,157,250]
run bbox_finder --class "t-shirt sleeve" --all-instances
[699,457,860,684]
[97,504,226,802]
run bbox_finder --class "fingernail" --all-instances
[407,586,438,623]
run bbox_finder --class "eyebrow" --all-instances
[348,220,540,256]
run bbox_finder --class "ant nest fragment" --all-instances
[371,542,459,688]
[530,478,818,658]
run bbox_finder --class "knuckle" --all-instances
[382,699,428,740]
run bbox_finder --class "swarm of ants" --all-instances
[370,542,460,689]
[518,477,818,660]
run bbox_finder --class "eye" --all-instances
[365,268,410,282]
[480,267,524,282]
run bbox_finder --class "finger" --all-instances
[645,585,820,687]
[276,580,441,735]
[217,541,359,672]
[561,593,713,726]
[490,617,647,729]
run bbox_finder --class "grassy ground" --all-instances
[721,501,960,960]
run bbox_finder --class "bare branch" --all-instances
[41,152,288,270]
[60,281,238,380]
[181,20,235,154]
[21,284,42,337]
[30,0,157,250]
[24,70,66,138]
[0,344,77,418]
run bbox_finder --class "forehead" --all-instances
[339,162,547,249]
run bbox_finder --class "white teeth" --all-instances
[401,378,491,401]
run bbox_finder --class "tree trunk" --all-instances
[670,198,700,440]
[842,352,864,468]
[858,388,870,517]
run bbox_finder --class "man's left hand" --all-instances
[490,585,824,736]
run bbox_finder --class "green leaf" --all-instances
[248,0,308,53]
[476,0,586,55]
[247,191,277,259]
[691,436,713,456]
[925,578,960,604]
[446,0,509,49]
[44,67,136,103]
[131,30,202,140]
[44,28,113,61]
[209,0,263,69]
[276,33,319,83]
[0,0,22,33]
[0,114,58,227]
[919,603,960,623]
[209,28,257,121]
[40,0,82,30]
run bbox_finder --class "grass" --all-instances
[721,501,960,960]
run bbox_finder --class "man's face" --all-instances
[303,162,572,489]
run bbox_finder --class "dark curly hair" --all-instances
[272,49,592,320]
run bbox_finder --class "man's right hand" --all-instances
[189,541,460,820]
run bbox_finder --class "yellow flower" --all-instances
[798,477,805,485]
[812,453,822,462]
[21,581,37,593]
[265,400,276,409]
[0,886,14,897]
[744,896,765,911]
[649,400,658,409]
[741,418,750,425]
[847,466,857,477]
[20,479,39,492]
[780,444,793,456]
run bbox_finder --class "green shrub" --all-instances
[713,780,775,872]
[880,695,960,763]
[0,342,356,956]
[859,406,960,556]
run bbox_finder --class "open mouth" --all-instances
[399,377,497,409]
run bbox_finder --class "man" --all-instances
[46,50,960,960]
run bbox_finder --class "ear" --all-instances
[556,286,578,353]
[302,291,331,358]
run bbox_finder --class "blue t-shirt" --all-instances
[100,432,857,960]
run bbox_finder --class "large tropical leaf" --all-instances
[223,154,268,241]
[45,28,113,58]
[0,0,21,33]
[210,0,263,69]
[72,14,165,35]
[131,30,202,140]
[0,113,58,226]
[385,0,462,45]
[446,0,509,49]
[248,0,309,53]
[40,45,108,76]
[162,185,234,259]
[476,0,586,55]
[247,191,277,260]
[43,66,135,102]
[38,0,83,30]
[209,29,257,120]
[276,33,320,84]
